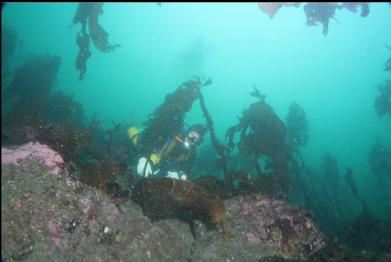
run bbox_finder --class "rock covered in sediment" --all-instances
[190,194,325,261]
[1,143,326,261]
[1,156,193,261]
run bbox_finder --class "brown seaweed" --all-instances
[258,2,301,19]
[198,83,230,188]
[132,177,225,225]
[303,3,340,36]
[87,3,121,53]
[368,141,391,183]
[341,2,370,17]
[385,57,391,72]
[79,159,126,193]
[374,80,391,118]
[258,2,371,36]
[75,32,91,80]
[225,91,292,198]
[5,55,61,101]
[344,167,367,210]
[72,3,120,80]
[286,102,309,147]
[140,79,202,153]
[1,24,19,70]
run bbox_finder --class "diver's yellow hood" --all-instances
[127,127,140,146]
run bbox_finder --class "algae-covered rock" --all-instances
[1,157,193,261]
[2,143,328,261]
[190,194,326,261]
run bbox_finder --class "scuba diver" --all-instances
[128,124,207,181]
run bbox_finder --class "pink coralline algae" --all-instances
[246,232,261,245]
[47,220,59,234]
[1,141,64,175]
[14,201,23,211]
[51,237,62,246]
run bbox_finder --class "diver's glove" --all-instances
[166,171,187,181]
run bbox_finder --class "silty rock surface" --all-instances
[2,143,325,261]
[190,194,325,261]
[1,158,193,261]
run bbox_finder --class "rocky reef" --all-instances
[191,194,325,261]
[0,142,331,261]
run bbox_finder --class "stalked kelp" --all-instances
[72,3,120,80]
[225,86,291,198]
[320,153,340,197]
[385,57,391,72]
[198,78,231,188]
[368,141,391,184]
[140,79,202,153]
[373,52,391,118]
[1,54,94,158]
[344,167,367,211]
[132,177,225,225]
[286,102,309,148]
[318,153,344,223]
[374,79,391,118]
[284,102,314,213]
[5,55,61,102]
[1,52,134,197]
[1,24,20,80]
[345,207,391,253]
[2,55,62,145]
[1,25,18,63]
[41,91,84,127]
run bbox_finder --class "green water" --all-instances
[2,2,391,220]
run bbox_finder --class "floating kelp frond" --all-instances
[133,177,225,225]
[258,2,371,36]
[303,3,339,36]
[341,2,369,17]
[88,3,121,53]
[75,32,91,80]
[72,3,120,80]
[258,3,300,19]
[72,3,94,34]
